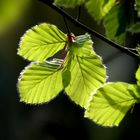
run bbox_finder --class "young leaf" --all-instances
[85,0,115,23]
[127,22,140,34]
[85,82,140,127]
[104,4,127,45]
[65,55,106,108]
[18,23,67,61]
[65,35,106,108]
[136,65,140,86]
[68,33,94,56]
[54,0,86,8]
[18,60,63,104]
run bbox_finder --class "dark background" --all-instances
[0,0,140,140]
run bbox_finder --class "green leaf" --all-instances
[136,65,140,86]
[62,69,71,88]
[127,22,140,34]
[18,23,67,61]
[135,0,140,17]
[104,4,128,45]
[18,60,63,104]
[65,35,106,108]
[85,82,140,127]
[65,55,106,108]
[68,33,95,56]
[54,0,86,8]
[85,0,115,23]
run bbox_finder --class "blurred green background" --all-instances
[0,0,139,140]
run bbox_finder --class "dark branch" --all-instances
[39,0,139,59]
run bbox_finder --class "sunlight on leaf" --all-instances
[18,23,67,61]
[85,82,140,127]
[104,4,127,45]
[54,0,86,7]
[18,60,63,104]
[85,0,115,23]
[65,55,106,108]
[68,34,95,56]
[65,35,106,108]
[136,65,140,86]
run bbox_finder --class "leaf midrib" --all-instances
[76,56,90,95]
[93,97,136,108]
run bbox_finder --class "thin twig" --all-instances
[61,7,71,33]
[63,15,71,33]
[76,6,81,21]
[39,0,139,59]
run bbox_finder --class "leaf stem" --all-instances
[39,0,139,59]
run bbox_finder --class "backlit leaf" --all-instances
[136,65,140,86]
[54,0,86,8]
[85,0,115,23]
[68,33,95,56]
[85,82,140,127]
[104,4,128,45]
[65,35,106,108]
[18,23,67,61]
[18,60,63,104]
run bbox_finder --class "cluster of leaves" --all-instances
[18,23,106,109]
[55,0,140,46]
[18,23,140,127]
[17,0,140,127]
